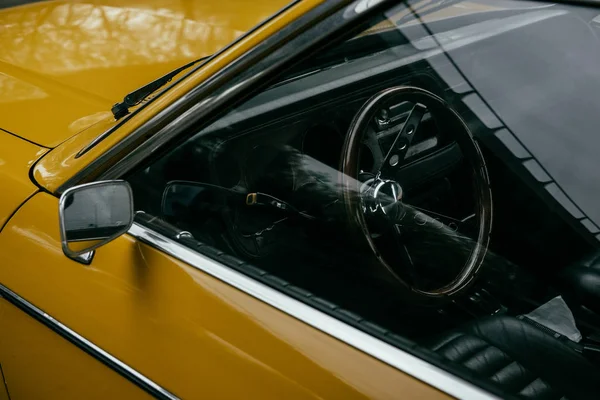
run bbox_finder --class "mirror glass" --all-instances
[60,181,134,257]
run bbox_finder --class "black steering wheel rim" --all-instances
[340,86,492,299]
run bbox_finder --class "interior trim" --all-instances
[0,284,179,400]
[128,222,498,400]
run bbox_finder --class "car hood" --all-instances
[0,0,288,148]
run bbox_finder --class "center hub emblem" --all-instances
[373,179,403,202]
[360,178,403,214]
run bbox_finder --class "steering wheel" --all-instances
[340,86,492,299]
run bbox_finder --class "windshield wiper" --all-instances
[111,56,210,120]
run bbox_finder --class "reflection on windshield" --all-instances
[402,0,600,239]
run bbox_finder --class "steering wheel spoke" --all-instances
[408,205,463,234]
[361,127,385,175]
[366,208,422,287]
[379,103,427,175]
[393,223,426,288]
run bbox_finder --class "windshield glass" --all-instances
[245,0,600,234]
[280,0,556,81]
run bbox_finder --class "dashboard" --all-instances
[207,83,460,197]
[159,80,474,265]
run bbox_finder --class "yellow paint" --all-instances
[0,131,46,230]
[0,0,290,148]
[0,299,151,399]
[0,192,449,399]
[2,1,456,397]
[33,0,326,193]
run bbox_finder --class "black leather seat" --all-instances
[428,315,600,399]
[561,252,600,315]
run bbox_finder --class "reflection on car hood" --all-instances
[0,0,288,148]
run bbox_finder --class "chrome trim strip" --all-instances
[129,223,498,400]
[0,284,179,400]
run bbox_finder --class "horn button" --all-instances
[360,177,404,215]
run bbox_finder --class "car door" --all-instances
[0,1,475,399]
[0,190,453,400]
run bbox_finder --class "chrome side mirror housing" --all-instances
[59,180,134,263]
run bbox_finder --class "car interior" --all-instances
[126,1,600,398]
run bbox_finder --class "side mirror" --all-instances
[161,180,207,219]
[59,180,134,261]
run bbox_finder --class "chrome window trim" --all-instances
[0,283,179,400]
[128,222,498,400]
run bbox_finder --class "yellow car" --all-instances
[2,0,600,398]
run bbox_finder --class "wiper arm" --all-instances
[111,56,210,120]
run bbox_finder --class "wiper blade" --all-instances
[111,56,209,120]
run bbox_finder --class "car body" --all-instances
[2,0,600,399]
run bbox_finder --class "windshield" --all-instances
[234,0,600,234]
[279,0,556,82]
